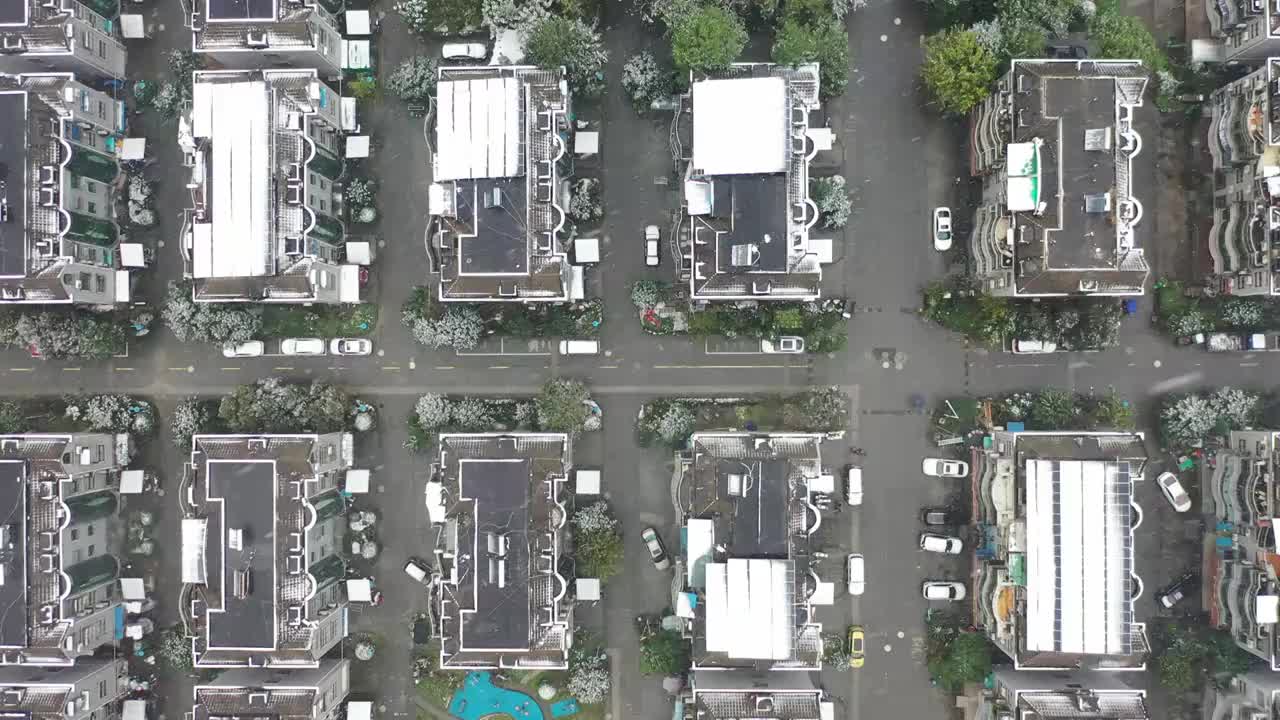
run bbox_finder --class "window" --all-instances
[81,31,91,50]
[97,100,104,118]
[319,199,326,211]
[85,180,96,194]
[78,272,90,289]
[74,549,82,563]
[87,544,95,557]
[86,523,94,537]
[319,178,327,190]
[309,173,316,186]
[94,275,105,293]
[98,681,106,698]
[70,528,79,541]
[71,477,80,493]
[86,201,96,214]
[69,175,80,189]
[87,475,95,490]
[97,40,105,57]
[75,197,83,211]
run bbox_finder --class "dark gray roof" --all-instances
[723,459,789,557]
[709,175,788,273]
[0,461,25,648]
[460,458,530,651]
[206,460,276,651]
[0,0,26,26]
[207,0,275,21]
[0,92,27,279]
[457,179,528,275]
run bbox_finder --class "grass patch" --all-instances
[260,304,378,338]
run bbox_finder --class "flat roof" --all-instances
[722,459,788,557]
[692,77,787,176]
[206,460,277,651]
[0,92,27,279]
[456,179,527,275]
[1041,77,1118,269]
[0,0,26,26]
[190,79,272,280]
[713,176,788,273]
[207,0,275,21]
[459,458,530,651]
[435,77,522,181]
[0,461,25,648]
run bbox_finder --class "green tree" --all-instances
[535,378,592,434]
[394,0,481,34]
[927,632,993,692]
[1030,389,1075,429]
[0,401,26,434]
[772,17,849,99]
[671,5,747,72]
[523,16,608,96]
[1156,624,1208,692]
[1090,10,1167,72]
[575,527,623,580]
[640,630,691,675]
[1086,391,1134,430]
[921,29,998,115]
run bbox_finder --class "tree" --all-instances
[640,630,690,675]
[0,401,26,434]
[1030,389,1075,429]
[157,626,194,671]
[394,0,482,35]
[921,29,997,115]
[451,397,495,431]
[1090,9,1167,72]
[572,501,618,533]
[1221,298,1265,328]
[568,178,603,223]
[482,0,552,30]
[671,5,746,72]
[404,305,485,350]
[783,388,848,430]
[809,175,852,228]
[416,393,453,430]
[171,398,211,449]
[772,17,849,99]
[567,647,610,704]
[622,51,670,110]
[631,280,668,309]
[1167,306,1211,337]
[162,282,262,345]
[523,16,608,96]
[3,311,125,359]
[536,378,592,434]
[927,632,992,692]
[576,525,623,580]
[1209,387,1260,430]
[386,56,438,104]
[219,379,351,433]
[1161,393,1216,448]
[656,402,696,447]
[1086,391,1134,430]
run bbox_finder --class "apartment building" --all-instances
[188,0,342,76]
[0,659,130,720]
[0,0,126,81]
[191,661,351,720]
[979,669,1150,719]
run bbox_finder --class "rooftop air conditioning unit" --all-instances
[1084,127,1112,151]
[754,697,774,713]
[282,112,302,131]
[482,187,502,209]
[729,243,759,267]
[0,288,22,301]
[228,528,244,551]
[245,30,268,47]
[232,568,252,598]
[0,35,23,52]
[726,473,745,497]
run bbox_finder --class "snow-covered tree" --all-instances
[572,500,617,533]
[451,397,495,431]
[345,178,375,210]
[482,0,552,31]
[1221,298,1265,328]
[810,176,851,228]
[162,282,262,344]
[171,398,210,448]
[1210,387,1260,429]
[416,393,453,430]
[567,647,610,704]
[83,395,134,433]
[128,200,156,226]
[386,56,438,104]
[631,280,665,309]
[536,378,592,434]
[395,0,482,35]
[1161,393,1217,448]
[514,401,537,428]
[404,305,485,350]
[657,402,695,446]
[621,51,667,109]
[569,178,603,223]
[356,207,377,223]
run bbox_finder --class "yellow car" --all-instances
[848,625,865,669]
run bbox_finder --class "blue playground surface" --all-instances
[448,672,545,720]
[549,699,579,718]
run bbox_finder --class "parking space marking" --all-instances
[383,366,401,372]
[273,366,294,371]
[435,365,455,370]
[599,364,619,369]
[9,368,30,372]
[62,367,81,372]
[655,363,790,369]
[169,367,189,372]
[222,367,240,371]
[115,367,134,372]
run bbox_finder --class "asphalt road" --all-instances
[17,0,1262,718]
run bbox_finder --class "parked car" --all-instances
[1156,471,1192,513]
[645,225,661,267]
[641,527,670,570]
[922,458,969,478]
[921,506,963,526]
[845,466,863,506]
[222,341,264,358]
[559,339,600,355]
[848,625,865,669]
[403,559,429,583]
[1157,572,1199,610]
[932,207,953,251]
[441,42,487,60]
[330,338,372,356]
[1011,339,1058,354]
[281,338,325,355]
[761,336,805,353]
[919,532,964,554]
[846,553,865,596]
[922,581,967,601]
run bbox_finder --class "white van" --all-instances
[845,466,863,506]
[559,339,600,355]
[403,559,429,583]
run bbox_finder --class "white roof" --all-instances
[576,131,599,155]
[576,578,600,601]
[344,9,370,34]
[119,137,146,160]
[692,77,787,176]
[575,469,600,494]
[347,702,372,720]
[119,469,145,494]
[425,480,447,523]
[345,469,370,493]
[122,700,146,720]
[574,237,600,264]
[119,577,147,601]
[685,518,714,589]
[704,558,793,660]
[181,517,208,584]
[120,243,146,268]
[340,264,361,302]
[190,79,271,279]
[809,581,834,606]
[346,578,373,602]
[346,241,372,265]
[1259,595,1279,625]
[435,78,521,181]
[345,135,370,158]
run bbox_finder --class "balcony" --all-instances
[1225,203,1244,272]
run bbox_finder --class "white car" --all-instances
[933,207,953,251]
[1156,471,1192,513]
[281,338,325,356]
[846,553,865,596]
[222,341,264,358]
[403,559,429,583]
[919,532,964,554]
[645,225,661,267]
[1011,339,1057,354]
[441,42,487,60]
[761,336,805,354]
[845,466,863,506]
[330,338,372,356]
[922,458,969,478]
[922,581,967,601]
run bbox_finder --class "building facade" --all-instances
[179,434,355,668]
[0,659,130,720]
[676,64,830,302]
[188,0,342,76]
[979,668,1150,720]
[192,660,351,720]
[1203,669,1280,720]
[967,59,1150,297]
[0,0,126,81]
[0,72,131,306]
[179,69,361,304]
[0,433,133,665]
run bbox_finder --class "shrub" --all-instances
[415,393,453,430]
[1221,298,1265,328]
[671,5,746,72]
[810,175,852,228]
[404,305,485,350]
[921,29,998,115]
[386,56,438,103]
[395,0,482,34]
[631,280,668,308]
[345,178,375,210]
[656,402,696,447]
[523,16,607,96]
[451,397,495,431]
[1030,389,1074,428]
[536,378,592,434]
[622,51,669,109]
[162,282,262,345]
[567,647,610,704]
[569,178,603,223]
[640,630,690,675]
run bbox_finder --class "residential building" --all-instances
[0,433,133,666]
[1203,669,1280,720]
[432,433,573,669]
[1199,0,1280,64]
[179,69,361,304]
[978,668,1150,719]
[188,0,342,76]
[675,64,831,302]
[191,660,350,720]
[1205,58,1280,295]
[675,433,829,670]
[0,0,126,81]
[0,659,129,720]
[179,434,356,668]
[426,66,576,303]
[680,670,832,720]
[972,430,1150,670]
[0,72,132,306]
[1204,429,1280,668]
[967,59,1150,297]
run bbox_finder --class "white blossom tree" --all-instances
[657,402,695,446]
[386,56,438,104]
[451,397,495,430]
[810,176,851,228]
[404,306,485,350]
[1210,387,1260,429]
[482,0,551,31]
[621,51,667,109]
[171,398,210,449]
[572,500,617,533]
[1161,393,1216,448]
[162,282,262,344]
[567,647,610,704]
[416,393,453,430]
